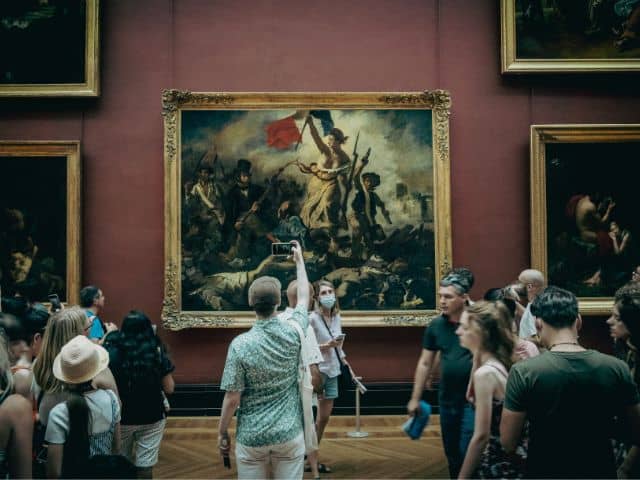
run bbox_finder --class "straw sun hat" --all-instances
[53,335,109,384]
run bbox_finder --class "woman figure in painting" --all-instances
[0,324,33,478]
[309,279,351,474]
[104,311,175,479]
[456,301,525,479]
[299,115,351,252]
[607,282,640,477]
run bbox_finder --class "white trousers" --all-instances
[235,433,304,480]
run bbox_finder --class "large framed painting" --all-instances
[162,91,452,329]
[531,125,640,315]
[501,0,640,73]
[0,141,81,305]
[0,0,99,97]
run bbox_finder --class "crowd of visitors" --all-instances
[3,245,640,479]
[0,284,174,478]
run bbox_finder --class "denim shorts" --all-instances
[320,373,339,400]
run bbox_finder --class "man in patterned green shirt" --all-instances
[218,241,310,479]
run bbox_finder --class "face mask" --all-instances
[319,294,336,309]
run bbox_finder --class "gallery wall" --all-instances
[1,0,639,384]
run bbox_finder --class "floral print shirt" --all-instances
[221,304,308,447]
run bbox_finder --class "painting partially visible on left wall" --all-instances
[0,142,81,304]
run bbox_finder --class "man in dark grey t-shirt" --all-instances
[501,286,640,478]
[407,272,473,478]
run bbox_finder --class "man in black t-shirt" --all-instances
[501,286,640,478]
[407,272,474,478]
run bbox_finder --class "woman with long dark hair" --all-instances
[456,301,524,479]
[45,335,120,478]
[104,311,174,479]
[607,282,640,477]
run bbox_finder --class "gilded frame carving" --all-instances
[501,0,640,73]
[0,0,100,97]
[0,141,81,304]
[530,125,640,315]
[162,91,452,329]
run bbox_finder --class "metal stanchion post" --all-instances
[347,377,368,438]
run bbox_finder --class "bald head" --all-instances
[287,280,315,311]
[518,269,545,301]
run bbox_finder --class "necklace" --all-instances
[548,341,580,351]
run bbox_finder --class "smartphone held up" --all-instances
[48,294,63,313]
[271,242,294,256]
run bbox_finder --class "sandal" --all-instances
[318,463,332,474]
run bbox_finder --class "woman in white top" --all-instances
[309,279,351,474]
[45,335,121,479]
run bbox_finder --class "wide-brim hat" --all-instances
[53,335,109,384]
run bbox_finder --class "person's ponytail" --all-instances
[62,382,92,477]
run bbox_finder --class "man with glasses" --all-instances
[407,271,474,478]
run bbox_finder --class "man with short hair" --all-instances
[517,269,545,340]
[80,285,115,343]
[218,241,310,479]
[501,286,640,478]
[407,271,474,478]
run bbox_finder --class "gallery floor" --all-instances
[156,415,448,478]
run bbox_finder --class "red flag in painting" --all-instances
[265,115,301,149]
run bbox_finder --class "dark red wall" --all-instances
[2,0,639,383]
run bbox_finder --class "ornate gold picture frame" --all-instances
[530,125,640,315]
[501,0,640,73]
[0,0,100,97]
[0,141,81,304]
[162,91,452,329]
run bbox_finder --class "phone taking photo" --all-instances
[48,294,62,312]
[271,242,293,256]
[334,333,346,341]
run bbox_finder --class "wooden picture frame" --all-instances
[162,91,452,329]
[501,0,640,73]
[0,0,100,97]
[0,141,81,304]
[530,125,640,314]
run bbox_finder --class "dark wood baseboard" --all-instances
[167,382,440,416]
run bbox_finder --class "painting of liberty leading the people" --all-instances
[180,109,436,312]
[546,141,640,297]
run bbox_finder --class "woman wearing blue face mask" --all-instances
[309,279,350,475]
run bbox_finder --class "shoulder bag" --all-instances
[319,316,353,393]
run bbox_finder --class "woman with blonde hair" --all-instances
[309,279,351,475]
[33,307,118,438]
[0,323,33,478]
[456,301,524,479]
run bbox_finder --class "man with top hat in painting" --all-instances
[224,159,269,268]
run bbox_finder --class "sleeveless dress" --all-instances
[476,361,526,479]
